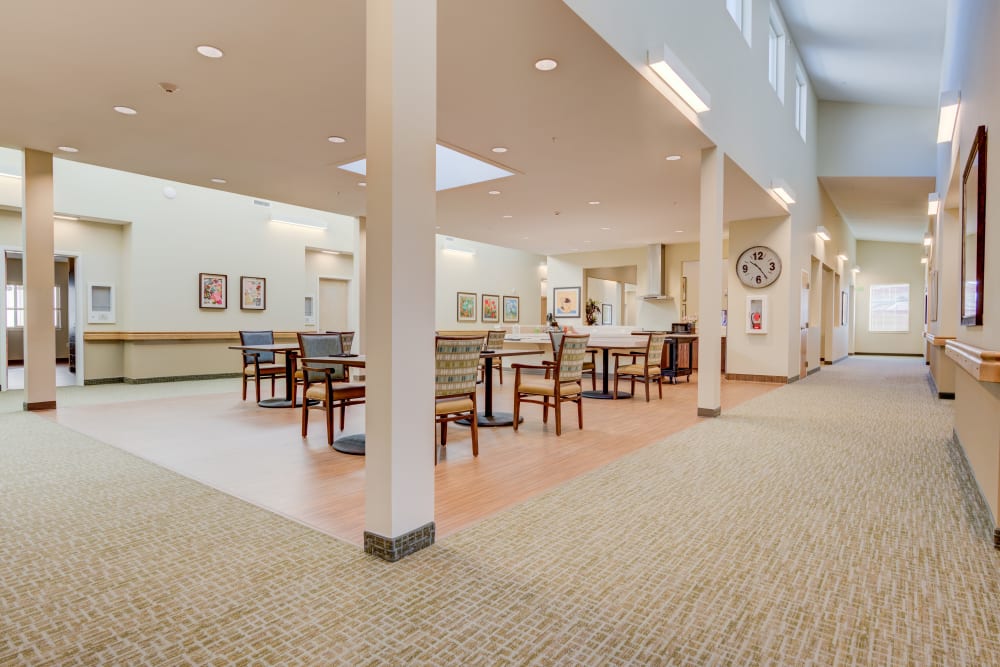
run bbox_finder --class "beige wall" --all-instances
[854,241,925,355]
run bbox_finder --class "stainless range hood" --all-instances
[641,244,673,300]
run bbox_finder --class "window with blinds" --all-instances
[869,284,910,333]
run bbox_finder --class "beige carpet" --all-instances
[2,357,998,665]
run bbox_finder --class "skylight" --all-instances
[338,144,514,191]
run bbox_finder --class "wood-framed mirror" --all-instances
[961,124,987,326]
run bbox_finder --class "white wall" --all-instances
[854,241,925,354]
[435,235,544,331]
[818,102,938,177]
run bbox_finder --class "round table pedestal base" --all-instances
[332,434,366,455]
[456,411,523,428]
[581,390,632,400]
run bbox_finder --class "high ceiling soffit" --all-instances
[820,176,935,244]
[0,0,787,255]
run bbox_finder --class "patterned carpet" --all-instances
[2,357,998,665]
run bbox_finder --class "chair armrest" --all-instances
[510,363,547,371]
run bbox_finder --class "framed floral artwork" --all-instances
[503,295,520,323]
[457,291,476,322]
[553,286,580,318]
[240,276,266,311]
[482,294,500,323]
[199,272,227,309]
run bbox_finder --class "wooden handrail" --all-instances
[83,331,302,342]
[944,339,1000,382]
[923,333,955,347]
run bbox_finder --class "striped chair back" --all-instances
[647,332,667,367]
[297,333,347,382]
[556,334,590,382]
[486,329,506,351]
[435,336,484,398]
[240,330,275,363]
[549,330,564,356]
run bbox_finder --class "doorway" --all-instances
[318,278,350,332]
[821,265,834,363]
[2,252,78,390]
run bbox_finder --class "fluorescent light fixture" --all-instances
[815,225,831,242]
[837,254,848,262]
[113,105,138,115]
[665,154,682,161]
[648,45,711,113]
[57,146,79,153]
[442,246,476,257]
[937,91,960,143]
[923,233,933,247]
[927,192,940,216]
[770,178,795,205]
[211,178,227,184]
[338,144,514,192]
[270,216,328,230]
[321,250,341,255]
[852,266,861,273]
[921,257,929,264]
[54,214,79,221]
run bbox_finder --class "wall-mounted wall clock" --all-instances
[736,246,782,288]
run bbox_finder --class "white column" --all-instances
[354,216,366,354]
[697,147,723,417]
[22,149,57,411]
[363,0,437,560]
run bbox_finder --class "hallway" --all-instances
[2,356,998,664]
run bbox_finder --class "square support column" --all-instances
[363,0,437,561]
[22,149,57,411]
[697,147,723,417]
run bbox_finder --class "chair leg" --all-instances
[645,377,650,402]
[241,375,248,401]
[591,370,596,391]
[271,375,276,397]
[340,403,346,430]
[555,399,562,436]
[470,414,479,456]
[630,377,636,397]
[613,373,618,399]
[542,400,549,423]
[497,364,503,385]
[513,393,520,431]
[301,400,309,437]
[658,376,663,399]
[577,395,583,429]
[325,401,334,446]
[441,420,448,446]
[255,373,262,403]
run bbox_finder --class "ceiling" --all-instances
[0,0,786,256]
[820,176,935,243]
[776,0,948,106]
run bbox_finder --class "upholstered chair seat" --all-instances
[613,332,668,402]
[512,333,589,435]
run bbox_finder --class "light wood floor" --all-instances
[52,372,776,546]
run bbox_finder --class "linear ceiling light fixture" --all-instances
[927,192,940,216]
[815,225,831,242]
[770,178,796,205]
[837,253,848,262]
[648,45,711,114]
[937,91,960,143]
[923,233,933,247]
[852,266,861,273]
[54,214,79,221]
[270,216,328,230]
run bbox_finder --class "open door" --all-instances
[800,269,809,379]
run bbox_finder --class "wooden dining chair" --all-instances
[481,329,508,384]
[239,330,285,403]
[294,331,356,403]
[512,333,589,436]
[435,335,484,464]
[297,333,365,446]
[547,331,597,391]
[612,331,667,401]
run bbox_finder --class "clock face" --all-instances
[736,246,782,288]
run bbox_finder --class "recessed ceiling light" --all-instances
[357,181,367,187]
[503,215,513,219]
[665,155,682,161]
[113,106,137,115]
[675,229,684,233]
[57,146,79,153]
[600,227,610,231]
[196,45,224,59]
[210,178,227,184]
[588,201,600,205]
[327,136,346,144]
[584,240,592,244]
[522,236,529,240]
[435,226,441,229]
[491,146,508,153]
[488,190,501,195]
[534,58,558,71]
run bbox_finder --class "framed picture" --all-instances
[961,124,987,326]
[681,303,687,319]
[199,272,227,309]
[681,276,688,303]
[240,276,266,311]
[553,286,580,318]
[457,291,476,322]
[503,295,520,323]
[602,303,613,325]
[482,294,500,323]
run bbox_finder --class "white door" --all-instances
[0,252,6,391]
[318,278,350,332]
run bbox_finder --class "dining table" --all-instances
[458,348,541,427]
[229,342,304,408]
[300,354,367,455]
